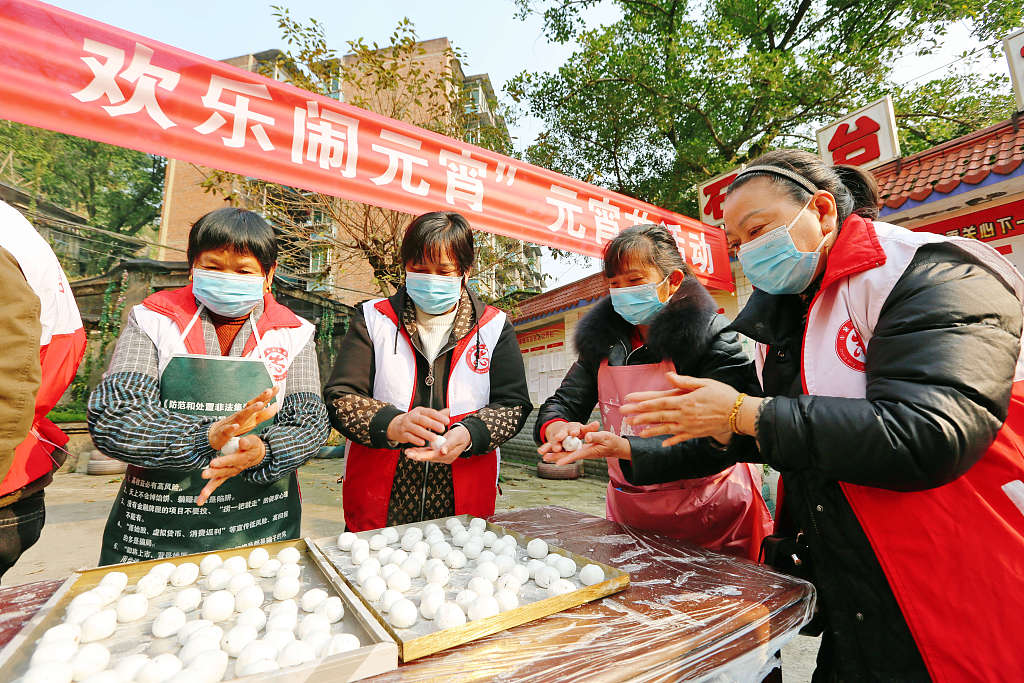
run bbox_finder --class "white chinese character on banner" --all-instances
[495,162,517,186]
[588,197,621,244]
[370,129,429,196]
[195,75,274,150]
[71,39,179,129]
[439,149,487,211]
[545,185,585,238]
[625,208,650,226]
[688,231,714,275]
[290,100,358,177]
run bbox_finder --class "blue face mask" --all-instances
[610,275,670,326]
[405,271,463,314]
[737,199,826,295]
[192,268,266,318]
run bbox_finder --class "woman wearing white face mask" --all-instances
[324,212,531,531]
[619,150,1024,681]
[88,208,329,564]
[535,225,771,560]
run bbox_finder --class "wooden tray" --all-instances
[315,515,629,661]
[0,538,398,682]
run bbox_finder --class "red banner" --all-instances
[914,198,1024,243]
[0,0,733,291]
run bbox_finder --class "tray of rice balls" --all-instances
[316,515,629,661]
[0,538,398,682]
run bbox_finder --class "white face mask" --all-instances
[737,198,827,295]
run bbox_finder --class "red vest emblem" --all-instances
[466,342,490,374]
[836,319,866,371]
[264,346,290,381]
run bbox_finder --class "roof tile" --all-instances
[512,272,608,323]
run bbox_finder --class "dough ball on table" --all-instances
[70,644,110,681]
[221,624,259,657]
[380,563,401,582]
[222,555,247,575]
[236,658,280,676]
[277,562,302,580]
[467,576,494,597]
[204,567,231,591]
[445,549,468,569]
[176,619,213,644]
[22,662,73,683]
[481,530,498,548]
[463,541,484,560]
[454,589,478,611]
[236,639,279,674]
[136,653,182,683]
[435,602,467,630]
[399,558,422,579]
[173,587,202,613]
[179,631,221,666]
[68,590,103,614]
[29,639,77,667]
[300,588,328,612]
[235,584,265,612]
[369,533,387,550]
[387,598,418,629]
[419,589,445,620]
[270,598,298,618]
[377,546,395,566]
[451,530,470,548]
[99,571,128,595]
[499,535,518,550]
[412,540,431,557]
[495,573,522,595]
[80,608,117,642]
[387,569,412,593]
[267,610,298,633]
[115,593,148,623]
[135,574,167,599]
[183,649,228,683]
[469,517,487,531]
[378,588,403,613]
[41,623,81,646]
[424,534,444,550]
[113,654,150,680]
[65,604,99,627]
[423,522,441,537]
[263,629,296,653]
[236,606,267,631]
[467,595,500,621]
[199,554,223,576]
[278,641,316,669]
[356,563,379,587]
[228,572,256,595]
[303,630,332,657]
[409,550,429,568]
[277,546,301,565]
[445,517,464,532]
[495,590,519,612]
[579,564,605,586]
[362,575,388,602]
[497,543,517,558]
[425,563,450,586]
[337,531,358,551]
[494,555,516,574]
[389,549,409,566]
[273,576,301,601]
[149,562,177,582]
[360,556,382,576]
[556,556,577,578]
[91,584,122,608]
[544,554,562,567]
[315,596,344,623]
[152,606,187,638]
[350,545,371,566]
[526,538,548,560]
[429,541,452,560]
[475,560,500,583]
[298,613,331,640]
[382,526,400,544]
[533,566,558,589]
[478,550,497,564]
[509,564,531,585]
[247,547,270,569]
[400,527,422,548]
[201,590,235,622]
[325,633,361,656]
[526,558,546,579]
[169,562,199,587]
[547,578,576,597]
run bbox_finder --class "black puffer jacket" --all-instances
[534,275,757,479]
[639,240,1022,681]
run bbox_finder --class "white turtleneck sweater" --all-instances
[415,305,458,362]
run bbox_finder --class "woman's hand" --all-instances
[387,407,450,447]
[541,430,630,466]
[405,423,472,464]
[197,434,266,505]
[537,420,600,456]
[621,372,758,447]
[207,387,280,451]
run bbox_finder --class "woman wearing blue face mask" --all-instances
[535,224,772,560]
[88,208,329,564]
[323,211,532,531]
[619,150,1024,681]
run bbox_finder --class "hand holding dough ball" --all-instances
[80,608,117,642]
[273,575,301,601]
[387,598,418,628]
[235,584,265,612]
[201,590,235,622]
[199,554,223,575]
[580,563,605,586]
[277,546,301,564]
[561,435,582,451]
[247,547,270,569]
[222,555,247,574]
[436,602,467,629]
[547,578,576,597]
[337,531,358,551]
[468,595,500,621]
[315,596,344,623]
[152,607,186,638]
[116,593,148,623]
[169,562,199,587]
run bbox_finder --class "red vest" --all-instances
[342,298,504,531]
[773,216,1024,681]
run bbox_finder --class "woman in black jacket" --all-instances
[620,150,1024,681]
[323,212,531,531]
[537,224,772,560]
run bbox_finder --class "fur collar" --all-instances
[573,275,721,371]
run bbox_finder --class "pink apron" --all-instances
[598,360,773,560]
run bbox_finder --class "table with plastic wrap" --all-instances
[0,506,815,681]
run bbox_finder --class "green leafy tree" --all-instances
[509,0,1023,216]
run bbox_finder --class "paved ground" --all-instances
[3,449,819,680]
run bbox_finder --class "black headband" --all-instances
[733,165,818,196]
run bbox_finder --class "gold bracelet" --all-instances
[728,393,747,434]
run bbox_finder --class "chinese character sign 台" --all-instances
[816,96,901,169]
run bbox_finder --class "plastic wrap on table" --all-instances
[380,507,815,682]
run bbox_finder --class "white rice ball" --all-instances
[298,613,331,641]
[300,588,328,612]
[315,596,344,623]
[199,554,223,575]
[179,632,221,666]
[556,556,577,578]
[277,562,302,580]
[236,657,280,677]
[222,556,247,574]
[247,547,270,569]
[445,549,468,569]
[467,576,494,597]
[337,531,358,551]
[201,591,235,622]
[236,639,278,673]
[478,550,497,564]
[185,649,228,682]
[273,576,300,601]
[378,588,403,613]
[351,545,371,565]
[99,571,128,594]
[176,619,213,644]
[534,566,558,589]
[547,578,576,597]
[496,573,522,595]
[152,606,186,638]
[387,569,412,593]
[278,640,316,668]
[381,527,400,544]
[544,554,562,567]
[469,517,486,531]
[389,549,408,566]
[22,662,73,683]
[436,602,467,630]
[115,593,148,623]
[325,633,361,656]
[580,564,605,586]
[451,530,470,547]
[387,598,417,628]
[277,546,301,564]
[377,546,395,565]
[495,555,516,574]
[266,611,297,633]
[423,522,441,537]
[362,575,387,602]
[235,584,264,612]
[412,540,431,556]
[204,567,231,591]
[30,639,77,666]
[263,629,295,654]
[429,541,452,560]
[454,589,478,611]
[80,608,116,642]
[510,564,531,584]
[419,589,445,620]
[399,558,422,579]
[475,561,500,583]
[258,559,282,578]
[114,654,150,681]
[463,541,483,560]
[40,623,81,646]
[228,572,256,595]
[356,563,379,587]
[468,595,500,621]
[236,606,267,631]
[70,643,110,681]
[135,574,167,599]
[369,533,387,550]
[169,562,199,587]
[526,558,546,578]
[481,530,498,548]
[173,587,202,613]
[149,562,177,581]
[495,589,519,612]
[221,624,258,657]
[136,653,181,683]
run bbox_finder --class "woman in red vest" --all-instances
[620,150,1024,681]
[324,212,532,531]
